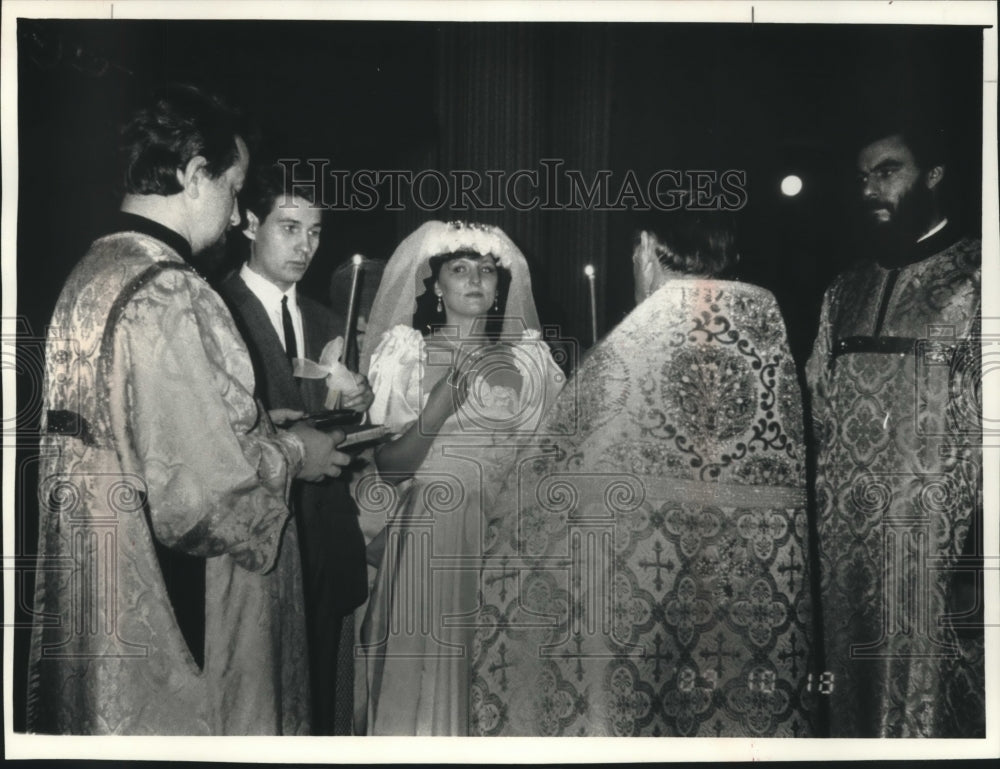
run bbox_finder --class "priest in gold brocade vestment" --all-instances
[27,87,350,735]
[473,216,818,737]
[806,123,983,737]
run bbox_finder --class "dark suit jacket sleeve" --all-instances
[221,279,368,615]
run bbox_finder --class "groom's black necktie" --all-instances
[281,295,297,361]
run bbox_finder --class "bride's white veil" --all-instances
[360,220,542,375]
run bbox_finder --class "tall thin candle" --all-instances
[584,264,597,346]
[341,254,364,364]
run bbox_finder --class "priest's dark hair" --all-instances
[119,84,246,196]
[847,95,950,173]
[635,210,739,278]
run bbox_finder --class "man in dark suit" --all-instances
[220,163,371,735]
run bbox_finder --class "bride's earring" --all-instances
[493,291,499,311]
[436,293,443,313]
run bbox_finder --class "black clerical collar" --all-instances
[105,212,194,264]
[875,219,964,270]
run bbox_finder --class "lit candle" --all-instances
[584,264,597,346]
[341,254,364,364]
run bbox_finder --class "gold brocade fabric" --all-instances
[806,236,984,737]
[27,233,310,734]
[472,279,817,736]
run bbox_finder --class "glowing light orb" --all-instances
[781,175,803,197]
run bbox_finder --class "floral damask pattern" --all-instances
[664,504,722,557]
[724,664,793,736]
[534,664,583,736]
[612,500,654,557]
[776,356,805,447]
[663,346,755,442]
[735,510,788,561]
[664,576,715,647]
[28,236,309,735]
[806,236,984,737]
[693,533,760,607]
[730,578,788,647]
[841,393,893,466]
[606,661,656,736]
[469,679,505,736]
[726,290,787,352]
[572,345,631,435]
[605,440,687,476]
[734,455,798,488]
[473,279,815,736]
[662,668,714,736]
[611,571,656,643]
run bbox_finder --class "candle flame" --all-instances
[584,265,595,278]
[352,253,364,266]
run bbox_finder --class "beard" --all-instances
[862,177,937,258]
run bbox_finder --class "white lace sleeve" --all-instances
[367,324,424,434]
[514,329,566,422]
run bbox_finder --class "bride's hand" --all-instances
[420,365,470,431]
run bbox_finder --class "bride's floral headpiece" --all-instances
[422,220,516,269]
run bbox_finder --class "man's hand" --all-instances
[342,372,374,414]
[268,408,306,427]
[288,422,351,481]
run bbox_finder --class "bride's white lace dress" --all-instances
[357,323,562,735]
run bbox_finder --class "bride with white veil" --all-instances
[355,220,563,735]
